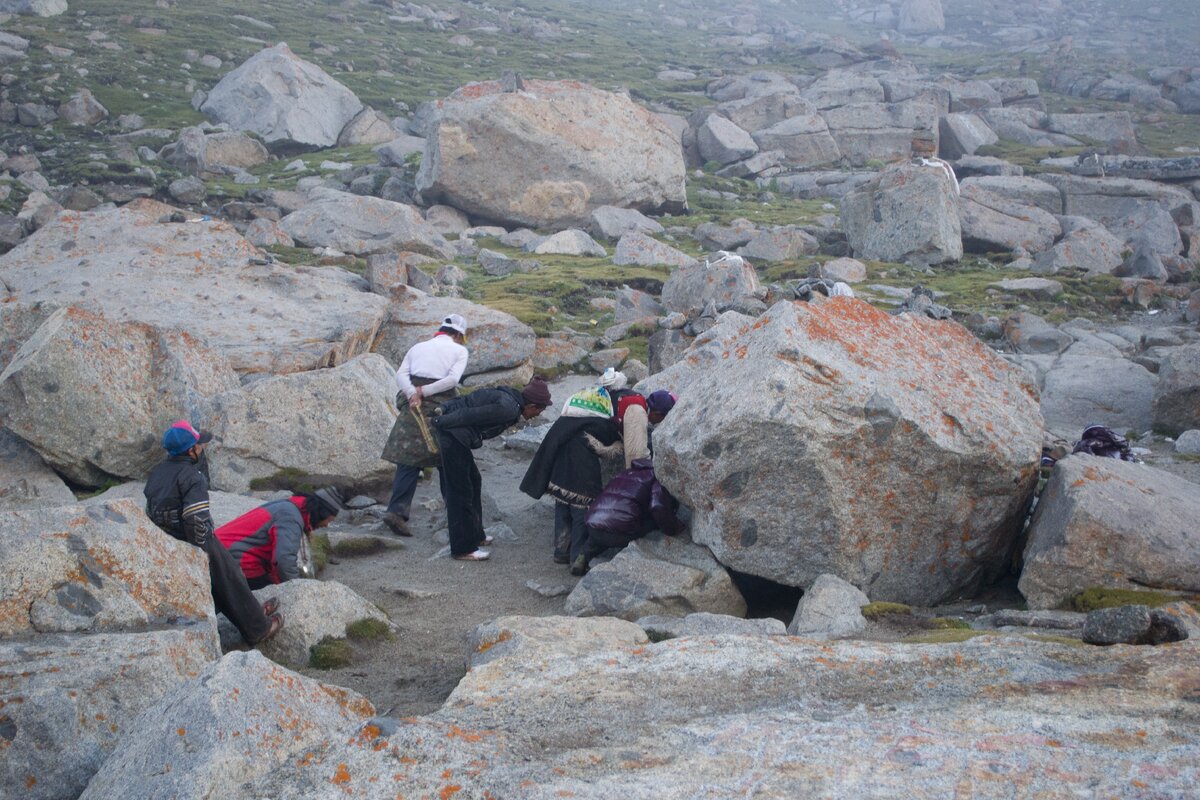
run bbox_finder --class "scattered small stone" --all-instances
[526,579,571,598]
[391,586,441,600]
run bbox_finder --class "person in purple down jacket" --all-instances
[570,457,685,576]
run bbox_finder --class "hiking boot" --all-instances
[261,597,280,617]
[553,553,570,565]
[256,613,284,644]
[383,512,412,537]
[569,554,589,577]
[453,549,490,562]
[480,534,495,546]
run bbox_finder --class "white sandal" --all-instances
[453,549,490,561]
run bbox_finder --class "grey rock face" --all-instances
[1153,344,1200,435]
[697,115,758,165]
[960,176,1062,215]
[637,612,786,639]
[737,226,819,261]
[78,651,375,800]
[0,308,239,486]
[938,113,997,159]
[530,229,607,257]
[613,232,696,267]
[1174,429,1200,454]
[1045,112,1137,147]
[822,101,938,166]
[280,188,452,258]
[417,79,686,228]
[1020,455,1200,609]
[1036,355,1156,438]
[564,533,747,621]
[958,183,1061,254]
[841,162,963,264]
[168,175,207,204]
[818,257,867,283]
[373,134,426,167]
[0,200,388,374]
[1080,605,1189,646]
[57,88,108,125]
[336,107,396,147]
[589,205,665,240]
[206,355,397,493]
[652,298,1042,605]
[1032,216,1126,276]
[801,70,885,110]
[787,574,869,638]
[0,0,67,17]
[718,91,809,133]
[897,0,945,33]
[200,43,363,149]
[374,288,535,378]
[750,113,841,169]
[0,429,76,511]
[661,252,760,314]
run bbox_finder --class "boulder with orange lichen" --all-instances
[648,296,1044,605]
[416,79,687,228]
[1019,454,1200,609]
[79,651,376,800]
[0,498,220,800]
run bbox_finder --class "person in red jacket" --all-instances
[570,458,685,576]
[217,487,345,589]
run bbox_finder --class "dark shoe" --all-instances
[453,549,490,562]
[569,555,589,576]
[480,534,495,546]
[383,512,412,537]
[256,613,284,644]
[261,597,280,617]
[553,554,570,565]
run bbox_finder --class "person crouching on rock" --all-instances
[216,487,345,589]
[519,382,621,566]
[570,457,686,576]
[144,420,284,644]
[432,376,552,561]
[380,314,470,537]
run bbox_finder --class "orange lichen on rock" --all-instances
[331,763,352,785]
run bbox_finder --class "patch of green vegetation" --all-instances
[900,629,989,644]
[345,617,394,641]
[1067,586,1187,612]
[308,636,353,669]
[248,467,312,492]
[928,617,973,630]
[331,536,389,557]
[861,602,913,620]
[974,141,1091,174]
[72,478,124,500]
[311,533,331,573]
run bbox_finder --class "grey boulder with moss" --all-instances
[280,188,453,258]
[200,43,363,150]
[1019,455,1200,610]
[841,161,963,265]
[1153,343,1200,435]
[221,579,396,667]
[417,79,686,228]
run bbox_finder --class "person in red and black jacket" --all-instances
[217,488,344,589]
[570,457,685,575]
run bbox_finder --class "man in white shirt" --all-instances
[380,314,469,536]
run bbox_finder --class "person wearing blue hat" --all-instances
[144,420,284,644]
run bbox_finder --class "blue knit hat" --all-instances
[162,420,212,456]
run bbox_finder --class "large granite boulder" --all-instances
[650,298,1043,604]
[0,200,389,374]
[750,112,841,169]
[697,115,758,165]
[841,162,963,265]
[79,651,375,800]
[280,188,453,258]
[0,308,239,486]
[1038,175,1190,254]
[1031,216,1126,276]
[188,616,1200,797]
[1044,112,1137,148]
[801,71,885,110]
[417,79,686,228]
[821,101,938,166]
[660,252,761,314]
[938,113,997,160]
[336,106,396,147]
[373,287,536,379]
[58,88,107,126]
[613,232,696,267]
[787,573,869,638]
[161,127,269,176]
[206,354,397,493]
[0,499,220,800]
[718,91,810,133]
[1153,343,1200,435]
[1035,355,1157,438]
[0,428,75,511]
[564,533,747,621]
[1019,455,1200,609]
[960,175,1062,215]
[958,183,1061,254]
[200,43,363,150]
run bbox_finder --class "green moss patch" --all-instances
[310,533,331,573]
[331,537,389,557]
[1067,586,1187,612]
[861,602,913,620]
[928,617,973,630]
[345,618,394,641]
[308,636,353,669]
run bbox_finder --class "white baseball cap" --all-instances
[441,314,468,335]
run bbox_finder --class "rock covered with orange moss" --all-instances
[416,79,687,228]
[79,651,375,800]
[0,498,220,799]
[1019,454,1200,609]
[649,297,1043,605]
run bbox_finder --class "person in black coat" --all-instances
[571,457,685,575]
[432,377,552,561]
[144,421,283,643]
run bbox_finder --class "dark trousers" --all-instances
[581,525,632,564]
[246,574,272,591]
[554,502,589,562]
[387,463,422,518]
[439,432,485,556]
[202,535,270,643]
